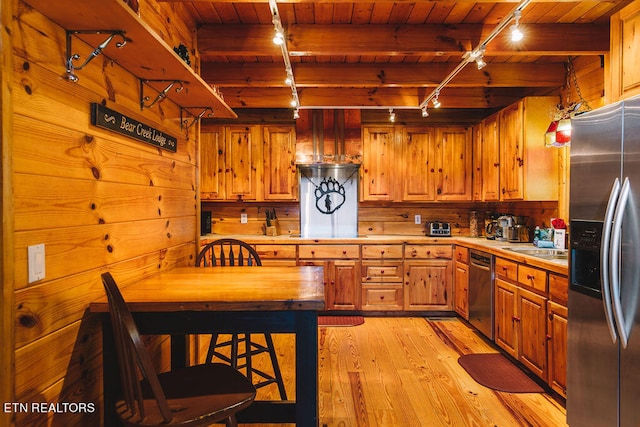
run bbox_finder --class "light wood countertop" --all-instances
[201,234,568,275]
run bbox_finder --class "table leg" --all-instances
[295,311,319,426]
[100,314,122,427]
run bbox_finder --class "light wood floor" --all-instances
[205,317,568,427]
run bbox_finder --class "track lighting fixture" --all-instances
[421,106,429,118]
[272,30,284,45]
[511,10,523,42]
[389,108,396,122]
[269,0,301,118]
[432,92,441,109]
[418,0,530,115]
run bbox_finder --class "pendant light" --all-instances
[544,56,592,148]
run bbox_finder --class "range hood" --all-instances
[295,109,361,164]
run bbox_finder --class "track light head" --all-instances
[421,106,429,118]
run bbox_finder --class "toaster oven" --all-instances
[427,221,451,237]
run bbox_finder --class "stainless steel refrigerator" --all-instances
[568,95,640,427]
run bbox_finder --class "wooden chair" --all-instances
[101,272,256,426]
[196,239,288,400]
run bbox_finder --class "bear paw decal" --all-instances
[314,177,346,214]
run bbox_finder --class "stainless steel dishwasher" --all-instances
[468,250,494,340]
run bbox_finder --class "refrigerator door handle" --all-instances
[602,177,621,343]
[610,176,631,348]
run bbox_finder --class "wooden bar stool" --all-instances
[197,239,288,400]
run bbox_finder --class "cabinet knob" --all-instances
[311,250,315,255]
[380,270,385,274]
[527,274,534,280]
[381,250,385,255]
[546,334,552,340]
[342,250,347,255]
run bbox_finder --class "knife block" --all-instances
[265,219,280,236]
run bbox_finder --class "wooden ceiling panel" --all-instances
[158,0,633,113]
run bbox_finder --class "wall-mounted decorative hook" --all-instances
[181,107,213,138]
[65,30,127,82]
[140,79,185,110]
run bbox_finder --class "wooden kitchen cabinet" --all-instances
[254,244,298,266]
[404,245,453,310]
[495,260,548,380]
[361,126,397,201]
[225,125,262,201]
[399,126,472,201]
[499,97,560,201]
[361,245,404,311]
[401,127,437,201]
[262,126,297,201]
[481,112,501,201]
[547,300,568,397]
[454,246,469,319]
[609,0,640,101]
[495,278,519,358]
[437,126,472,200]
[200,126,225,200]
[299,245,361,311]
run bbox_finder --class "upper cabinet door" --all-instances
[481,113,501,201]
[499,102,525,200]
[609,0,640,102]
[200,127,225,200]
[263,126,298,201]
[362,126,397,201]
[437,126,472,201]
[401,127,437,201]
[225,125,261,201]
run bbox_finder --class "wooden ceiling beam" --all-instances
[217,86,546,109]
[201,62,566,88]
[198,23,609,56]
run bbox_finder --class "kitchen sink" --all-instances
[503,247,569,260]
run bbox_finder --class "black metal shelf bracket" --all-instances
[139,79,185,110]
[65,30,127,82]
[181,107,213,138]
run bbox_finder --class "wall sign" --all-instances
[91,103,177,152]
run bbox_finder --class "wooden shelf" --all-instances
[22,0,237,118]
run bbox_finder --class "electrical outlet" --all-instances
[414,214,422,224]
[240,213,248,224]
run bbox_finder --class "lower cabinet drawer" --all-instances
[361,286,403,310]
[361,261,403,283]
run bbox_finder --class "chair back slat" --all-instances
[197,239,262,268]
[101,272,174,423]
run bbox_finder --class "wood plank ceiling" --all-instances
[161,0,632,118]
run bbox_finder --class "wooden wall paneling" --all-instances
[1,0,15,420]
[14,243,194,348]
[14,314,102,401]
[10,2,199,416]
[15,351,103,427]
[13,173,196,230]
[15,8,192,153]
[14,216,196,290]
[12,116,195,190]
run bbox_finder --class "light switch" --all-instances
[28,244,45,283]
[414,215,422,224]
[240,213,248,224]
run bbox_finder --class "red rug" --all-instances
[318,316,364,327]
[458,353,544,393]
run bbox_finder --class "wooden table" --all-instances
[90,266,325,426]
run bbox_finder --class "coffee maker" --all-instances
[496,215,514,241]
[508,216,530,242]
